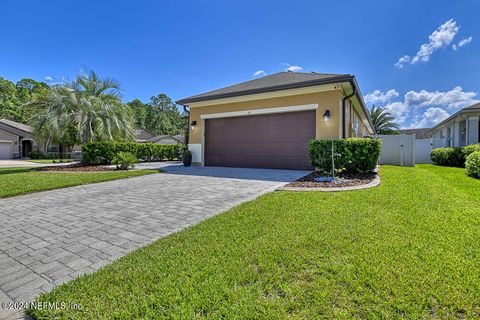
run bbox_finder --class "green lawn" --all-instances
[0,168,159,198]
[29,165,480,319]
[27,159,74,164]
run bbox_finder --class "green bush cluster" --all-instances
[112,152,138,170]
[465,151,480,179]
[82,141,184,164]
[430,144,480,167]
[308,138,382,174]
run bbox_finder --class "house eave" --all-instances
[176,75,355,105]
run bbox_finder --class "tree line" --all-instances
[0,71,187,154]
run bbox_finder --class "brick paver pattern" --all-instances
[0,166,307,319]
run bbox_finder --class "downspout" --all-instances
[182,104,190,145]
[342,81,356,139]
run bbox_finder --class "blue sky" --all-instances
[1,0,479,128]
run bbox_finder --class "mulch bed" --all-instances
[285,172,377,188]
[34,164,115,172]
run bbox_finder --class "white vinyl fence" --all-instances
[378,135,415,166]
[377,135,444,166]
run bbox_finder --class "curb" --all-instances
[277,175,381,192]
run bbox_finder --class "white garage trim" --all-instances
[200,104,318,120]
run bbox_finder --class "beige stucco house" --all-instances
[427,103,480,147]
[176,71,374,169]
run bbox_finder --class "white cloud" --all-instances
[282,63,303,72]
[364,89,399,105]
[253,70,266,77]
[395,19,460,68]
[367,86,479,128]
[410,107,450,128]
[403,86,477,110]
[458,36,473,47]
[384,101,409,124]
[394,55,411,69]
[286,65,302,72]
[453,36,472,50]
[44,76,53,81]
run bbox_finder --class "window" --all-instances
[352,111,361,137]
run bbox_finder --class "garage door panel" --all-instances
[0,142,12,159]
[205,110,315,170]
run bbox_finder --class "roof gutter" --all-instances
[342,81,356,139]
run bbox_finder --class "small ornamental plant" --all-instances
[112,152,138,170]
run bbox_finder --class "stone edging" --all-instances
[277,175,380,192]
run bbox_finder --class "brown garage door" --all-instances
[205,110,315,169]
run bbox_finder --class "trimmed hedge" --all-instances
[431,143,480,167]
[82,142,184,164]
[308,138,382,174]
[465,151,480,178]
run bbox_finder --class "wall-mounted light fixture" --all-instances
[190,120,197,131]
[323,110,331,123]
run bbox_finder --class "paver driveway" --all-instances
[0,166,307,319]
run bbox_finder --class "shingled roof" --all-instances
[176,71,353,104]
[0,118,33,134]
[398,128,430,139]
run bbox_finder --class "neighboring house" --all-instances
[0,119,36,159]
[427,103,480,147]
[176,71,374,169]
[134,127,185,145]
[149,134,185,145]
[0,118,82,159]
[134,127,156,142]
[398,128,430,139]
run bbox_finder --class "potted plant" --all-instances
[182,149,192,167]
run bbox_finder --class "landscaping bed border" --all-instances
[277,174,380,192]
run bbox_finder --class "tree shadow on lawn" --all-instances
[0,167,33,175]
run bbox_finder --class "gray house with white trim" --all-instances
[0,119,36,159]
[427,103,480,147]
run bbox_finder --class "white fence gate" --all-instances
[415,139,433,164]
[378,135,415,166]
[377,135,444,166]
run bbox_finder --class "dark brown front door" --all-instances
[205,110,315,170]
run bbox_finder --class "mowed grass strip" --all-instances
[0,167,159,198]
[26,159,74,164]
[29,165,480,319]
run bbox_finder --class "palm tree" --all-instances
[369,105,400,134]
[31,71,133,151]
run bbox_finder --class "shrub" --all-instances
[82,142,185,164]
[463,143,480,159]
[112,152,138,170]
[308,138,382,174]
[29,150,47,159]
[81,141,117,164]
[430,147,464,167]
[465,151,480,179]
[430,144,480,167]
